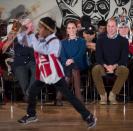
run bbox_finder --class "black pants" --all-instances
[13,61,36,96]
[27,78,91,120]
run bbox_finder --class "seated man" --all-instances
[83,24,97,67]
[118,22,133,101]
[97,20,107,39]
[92,17,129,104]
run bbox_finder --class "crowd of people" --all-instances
[0,11,133,128]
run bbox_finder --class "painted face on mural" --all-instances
[60,0,78,7]
[56,0,110,25]
[82,0,110,24]
[114,0,130,6]
[128,0,133,20]
[56,0,132,26]
[56,0,80,26]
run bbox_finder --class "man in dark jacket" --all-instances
[92,17,129,104]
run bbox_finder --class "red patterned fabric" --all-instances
[129,42,133,55]
[34,52,64,84]
[51,54,64,77]
[0,41,4,50]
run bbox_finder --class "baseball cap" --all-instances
[83,25,96,35]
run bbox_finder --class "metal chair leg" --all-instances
[40,89,43,110]
[10,78,16,119]
[0,76,4,102]
[124,82,126,104]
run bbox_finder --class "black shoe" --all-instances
[18,114,38,124]
[85,114,97,128]
[23,95,28,102]
[54,100,63,106]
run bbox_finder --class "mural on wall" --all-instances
[56,0,133,26]
[56,0,81,26]
[128,0,133,20]
[82,0,110,24]
[0,0,133,28]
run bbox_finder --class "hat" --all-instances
[80,15,91,28]
[98,20,107,27]
[7,23,13,34]
[7,19,17,34]
[118,22,129,28]
[7,19,22,34]
[39,17,56,32]
[84,25,96,35]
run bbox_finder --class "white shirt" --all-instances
[17,32,61,57]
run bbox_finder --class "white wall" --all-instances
[0,0,62,27]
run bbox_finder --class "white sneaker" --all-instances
[99,93,107,105]
[109,91,118,104]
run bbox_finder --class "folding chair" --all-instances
[102,73,128,104]
[0,75,4,104]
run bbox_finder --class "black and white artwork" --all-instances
[56,0,133,26]
[82,0,110,24]
[56,0,81,26]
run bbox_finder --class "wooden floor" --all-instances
[0,101,133,131]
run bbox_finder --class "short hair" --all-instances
[107,17,118,26]
[65,20,77,28]
[98,20,107,28]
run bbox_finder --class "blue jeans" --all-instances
[14,61,36,96]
